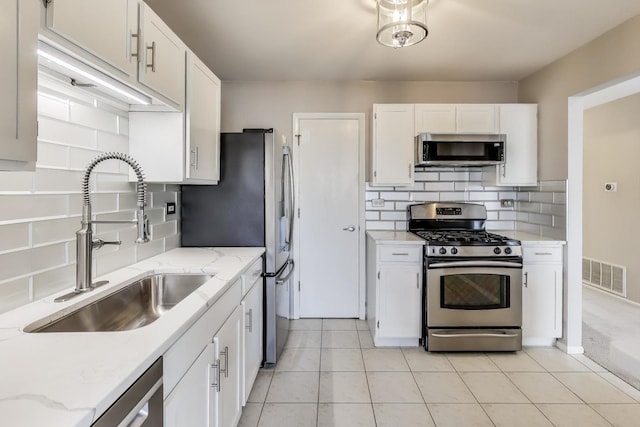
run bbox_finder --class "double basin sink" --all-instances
[25,273,215,333]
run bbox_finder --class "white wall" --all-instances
[583,93,640,303]
[0,76,180,314]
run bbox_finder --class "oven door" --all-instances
[426,259,522,328]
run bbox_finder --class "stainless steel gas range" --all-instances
[409,202,523,352]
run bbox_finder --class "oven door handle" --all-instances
[431,332,520,338]
[428,261,522,269]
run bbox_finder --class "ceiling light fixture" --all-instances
[376,0,428,48]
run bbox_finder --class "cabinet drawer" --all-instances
[242,258,263,297]
[523,246,563,263]
[379,246,422,262]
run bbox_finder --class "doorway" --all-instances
[565,73,640,355]
[291,113,365,319]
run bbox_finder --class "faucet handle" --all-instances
[93,239,122,249]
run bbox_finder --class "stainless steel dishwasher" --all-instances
[92,357,163,427]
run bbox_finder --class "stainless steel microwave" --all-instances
[415,133,506,167]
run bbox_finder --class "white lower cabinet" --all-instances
[366,235,423,346]
[522,244,564,345]
[164,342,216,426]
[163,258,264,427]
[216,305,243,427]
[242,279,263,405]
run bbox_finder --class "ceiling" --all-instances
[144,0,640,82]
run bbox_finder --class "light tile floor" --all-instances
[239,319,640,427]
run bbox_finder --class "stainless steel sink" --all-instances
[26,273,215,333]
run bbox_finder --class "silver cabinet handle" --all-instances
[524,272,528,287]
[146,41,156,72]
[392,252,409,256]
[210,360,220,392]
[409,163,412,178]
[342,226,356,232]
[190,146,199,169]
[130,31,140,61]
[535,252,553,256]
[219,346,229,378]
[245,309,253,332]
[416,272,420,289]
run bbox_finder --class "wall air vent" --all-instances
[582,256,626,297]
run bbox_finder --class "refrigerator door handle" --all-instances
[275,259,295,285]
[283,146,295,248]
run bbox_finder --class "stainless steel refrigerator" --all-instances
[181,129,294,365]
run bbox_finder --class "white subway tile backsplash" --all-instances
[470,192,498,201]
[395,182,424,191]
[37,92,69,120]
[499,211,517,221]
[38,117,96,148]
[498,192,517,199]
[366,221,395,231]
[540,180,567,192]
[366,201,395,211]
[0,278,31,314]
[69,102,119,134]
[439,192,466,202]
[414,171,440,181]
[0,195,68,222]
[32,265,75,300]
[32,217,78,246]
[0,81,180,314]
[529,192,554,203]
[366,211,380,220]
[0,244,67,282]
[553,192,566,204]
[34,168,84,193]
[395,221,408,230]
[36,142,69,169]
[411,192,439,202]
[380,192,409,201]
[440,172,469,181]
[454,182,484,191]
[365,191,379,200]
[0,223,30,253]
[151,221,177,240]
[380,211,408,221]
[424,182,455,192]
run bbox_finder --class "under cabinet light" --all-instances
[37,44,151,105]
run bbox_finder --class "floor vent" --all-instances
[582,257,626,297]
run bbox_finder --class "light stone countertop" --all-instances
[0,246,264,427]
[366,230,426,245]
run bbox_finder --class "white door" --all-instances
[294,114,364,318]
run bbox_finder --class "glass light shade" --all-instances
[376,0,428,48]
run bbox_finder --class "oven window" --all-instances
[440,274,510,310]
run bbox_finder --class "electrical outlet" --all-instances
[166,202,176,215]
[500,199,514,208]
[371,198,385,207]
[604,182,617,192]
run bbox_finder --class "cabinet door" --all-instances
[164,342,217,427]
[139,3,185,108]
[44,0,138,79]
[242,281,263,405]
[456,105,498,133]
[186,52,221,182]
[372,104,415,186]
[522,265,562,338]
[377,263,421,338]
[414,104,456,134]
[215,305,243,427]
[496,104,538,186]
[0,0,38,169]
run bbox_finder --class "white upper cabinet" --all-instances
[43,0,139,82]
[138,3,185,108]
[129,51,221,184]
[484,104,538,186]
[415,104,498,134]
[41,0,186,109]
[0,0,38,170]
[414,104,456,133]
[185,52,221,182]
[371,104,415,186]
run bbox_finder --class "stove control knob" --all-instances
[439,247,447,255]
[493,247,502,255]
[450,247,458,255]
[504,247,512,255]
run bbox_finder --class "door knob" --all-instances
[342,226,356,232]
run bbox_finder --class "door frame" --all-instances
[564,72,640,354]
[291,113,366,320]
